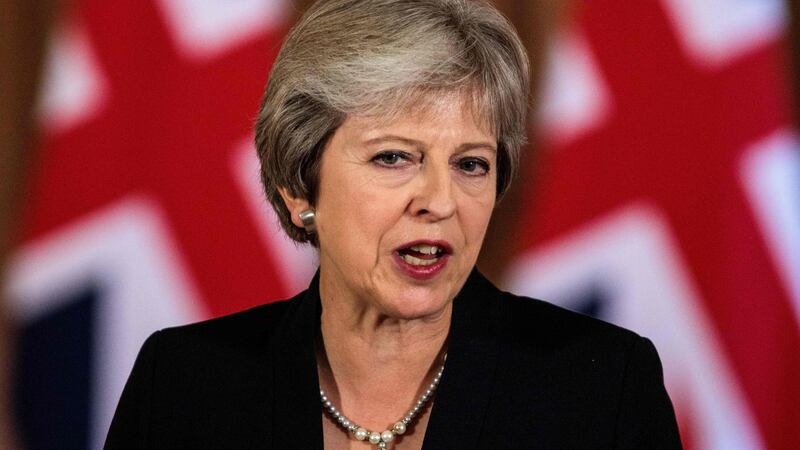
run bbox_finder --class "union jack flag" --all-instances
[7,1,312,447]
[506,1,800,449]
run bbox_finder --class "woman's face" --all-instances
[298,95,497,319]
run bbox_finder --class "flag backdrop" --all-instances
[505,1,800,449]
[5,0,799,449]
[6,0,315,448]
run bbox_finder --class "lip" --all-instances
[392,239,453,281]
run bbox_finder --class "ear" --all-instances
[278,187,312,229]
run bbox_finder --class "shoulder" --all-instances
[490,287,660,401]
[138,292,303,377]
[480,287,680,447]
[497,289,643,352]
[460,270,648,368]
[107,295,303,448]
[157,293,298,347]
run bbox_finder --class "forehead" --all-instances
[342,91,496,143]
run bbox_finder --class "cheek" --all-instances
[317,173,406,257]
[467,207,493,246]
[459,191,495,246]
[454,172,493,197]
[368,167,419,188]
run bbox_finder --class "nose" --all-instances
[409,160,456,221]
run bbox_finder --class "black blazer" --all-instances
[105,269,682,449]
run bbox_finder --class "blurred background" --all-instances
[1,0,799,448]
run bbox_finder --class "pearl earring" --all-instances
[298,209,316,234]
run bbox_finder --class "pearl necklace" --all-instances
[319,355,446,449]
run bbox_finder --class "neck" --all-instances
[316,277,451,431]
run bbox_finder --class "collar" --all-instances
[270,268,503,449]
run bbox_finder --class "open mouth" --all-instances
[397,243,448,266]
[397,242,452,267]
[393,241,452,280]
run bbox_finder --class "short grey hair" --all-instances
[255,0,530,244]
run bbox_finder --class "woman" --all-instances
[106,0,682,448]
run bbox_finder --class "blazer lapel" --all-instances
[271,272,324,449]
[422,269,503,450]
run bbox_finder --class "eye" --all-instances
[371,151,412,167]
[456,157,490,176]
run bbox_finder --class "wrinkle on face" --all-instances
[315,92,496,327]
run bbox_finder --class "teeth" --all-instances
[401,253,438,266]
[409,244,440,255]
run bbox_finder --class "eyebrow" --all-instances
[363,135,497,153]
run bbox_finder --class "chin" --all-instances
[379,288,452,320]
